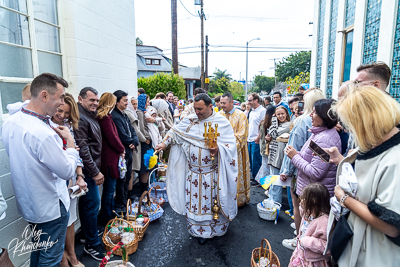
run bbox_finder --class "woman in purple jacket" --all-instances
[285,99,341,197]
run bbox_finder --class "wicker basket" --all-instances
[251,239,280,267]
[102,218,138,256]
[257,202,281,221]
[126,199,150,241]
[148,186,166,207]
[138,190,164,222]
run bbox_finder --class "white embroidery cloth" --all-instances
[164,111,238,238]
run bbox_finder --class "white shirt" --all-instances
[1,111,79,223]
[247,105,266,142]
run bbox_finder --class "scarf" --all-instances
[126,95,138,119]
[151,99,169,114]
[138,94,147,112]
[146,106,162,149]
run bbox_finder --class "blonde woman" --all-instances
[97,93,125,224]
[50,93,86,267]
[280,88,325,250]
[325,86,400,266]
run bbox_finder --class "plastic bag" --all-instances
[119,156,127,179]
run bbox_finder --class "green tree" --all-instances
[253,76,275,94]
[208,80,223,97]
[136,37,143,45]
[275,51,311,82]
[137,72,186,99]
[212,69,232,81]
[215,77,230,92]
[229,81,245,102]
[284,72,310,94]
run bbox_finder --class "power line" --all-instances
[179,0,198,17]
[207,15,310,21]
[160,49,308,55]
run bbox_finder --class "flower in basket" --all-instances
[99,242,129,267]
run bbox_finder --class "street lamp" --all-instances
[245,38,260,100]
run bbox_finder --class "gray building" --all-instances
[136,45,172,78]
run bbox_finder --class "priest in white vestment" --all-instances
[156,93,238,244]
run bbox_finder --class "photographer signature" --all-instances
[8,225,58,257]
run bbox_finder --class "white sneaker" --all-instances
[290,222,296,230]
[282,237,297,251]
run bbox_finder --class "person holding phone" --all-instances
[280,88,325,251]
[284,99,341,197]
[327,86,400,266]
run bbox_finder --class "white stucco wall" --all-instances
[0,1,137,266]
[62,0,138,97]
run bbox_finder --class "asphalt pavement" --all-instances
[76,186,295,267]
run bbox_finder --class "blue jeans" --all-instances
[79,173,101,246]
[30,200,69,267]
[248,142,262,179]
[287,186,293,216]
[100,167,117,223]
[270,166,282,204]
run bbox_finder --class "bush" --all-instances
[137,72,186,99]
[284,72,310,94]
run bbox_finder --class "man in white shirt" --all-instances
[2,73,81,267]
[247,93,266,185]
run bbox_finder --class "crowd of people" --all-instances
[0,61,399,267]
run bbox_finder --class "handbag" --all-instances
[328,214,353,263]
[0,248,15,267]
[265,141,270,156]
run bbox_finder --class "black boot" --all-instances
[140,182,148,195]
[198,237,208,245]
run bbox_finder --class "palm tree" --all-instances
[212,68,232,81]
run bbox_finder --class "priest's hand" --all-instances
[155,142,166,151]
[209,146,219,157]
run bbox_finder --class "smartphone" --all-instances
[309,140,330,163]
[297,101,304,114]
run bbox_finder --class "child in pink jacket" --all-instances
[289,183,331,267]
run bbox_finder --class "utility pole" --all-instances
[171,0,178,74]
[270,58,280,88]
[245,38,260,100]
[205,35,209,91]
[200,0,205,88]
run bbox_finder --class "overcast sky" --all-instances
[135,0,315,82]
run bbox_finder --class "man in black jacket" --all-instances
[112,90,139,213]
[74,87,105,260]
[166,91,176,117]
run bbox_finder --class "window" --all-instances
[341,29,353,82]
[0,0,63,115]
[145,58,161,65]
